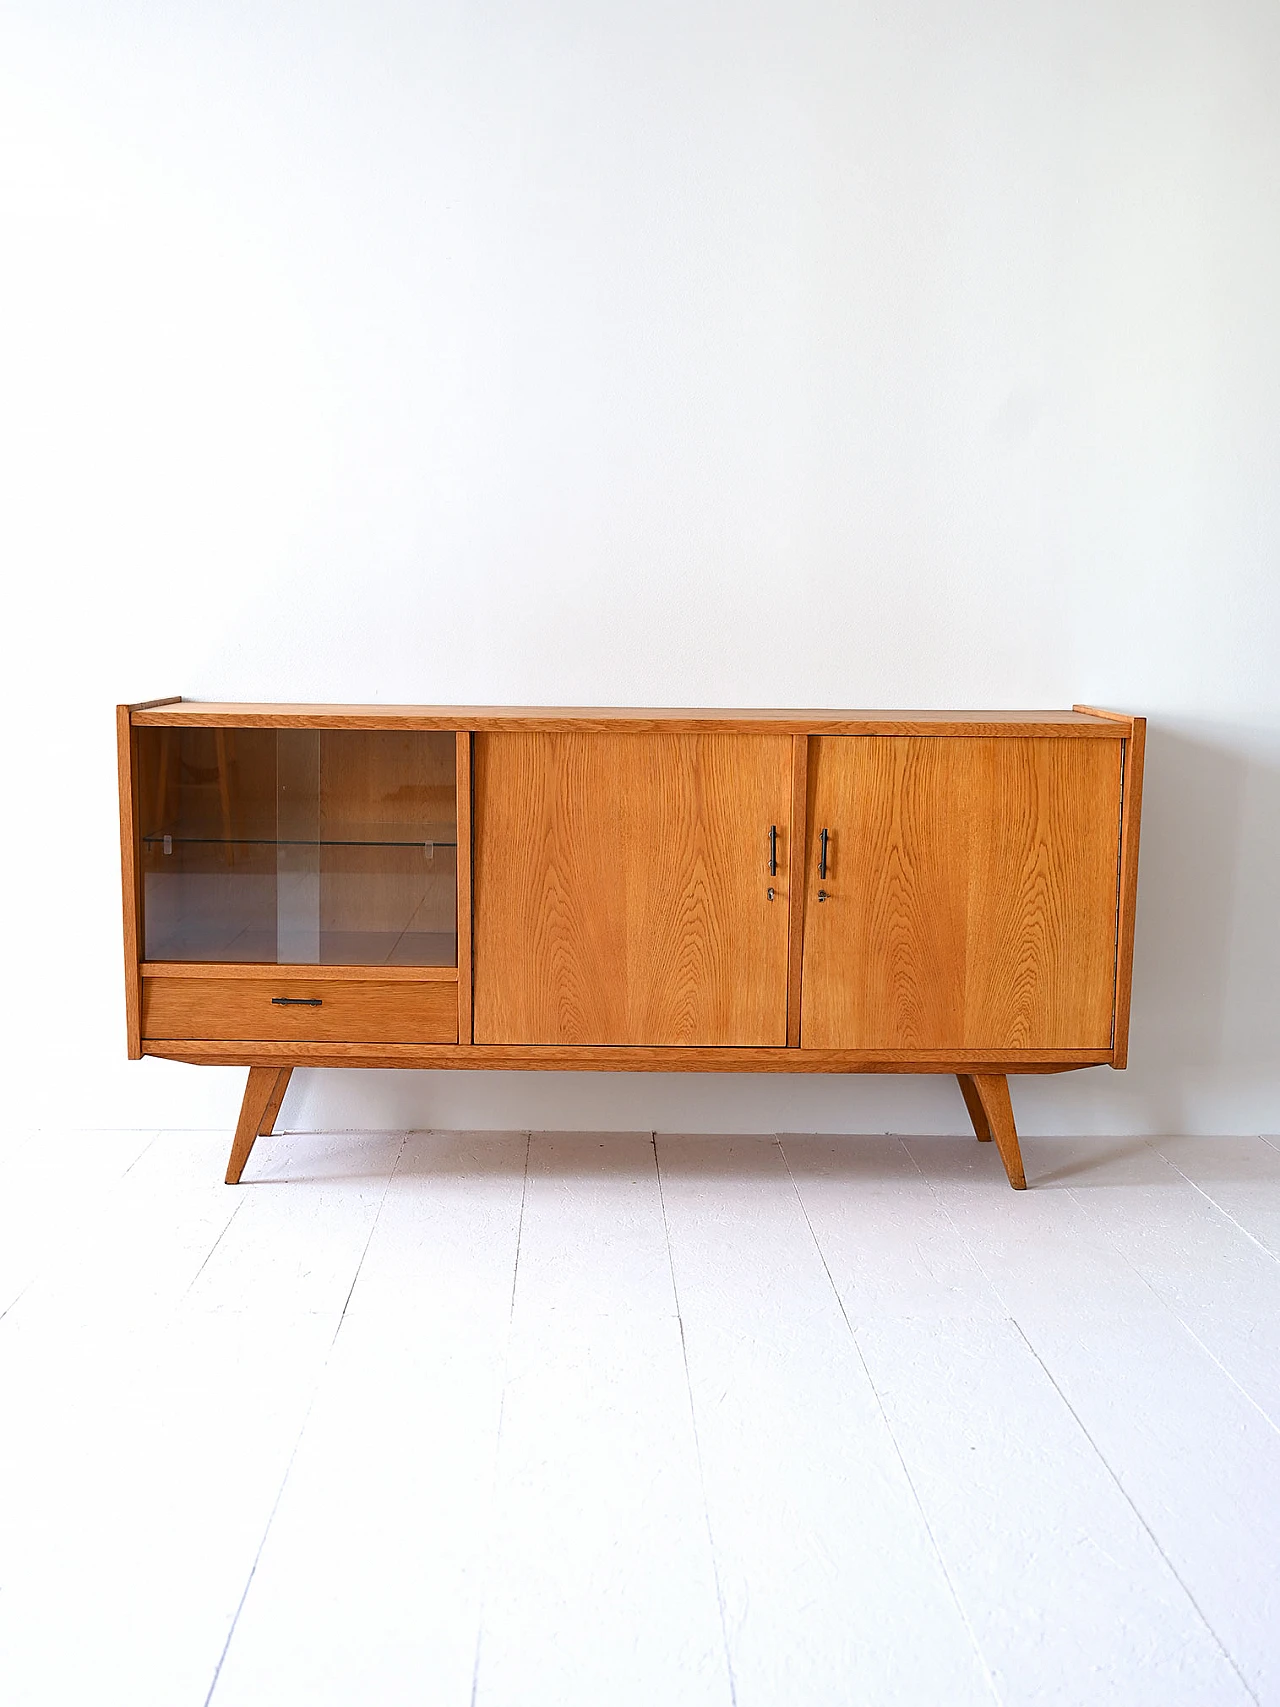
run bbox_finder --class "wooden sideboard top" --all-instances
[127,701,1136,736]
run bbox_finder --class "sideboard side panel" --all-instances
[1110,718,1145,1067]
[117,706,143,1058]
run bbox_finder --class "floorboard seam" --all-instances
[468,1131,532,1707]
[779,1135,1003,1707]
[1063,1180,1280,1441]
[199,1131,409,1707]
[1008,1317,1262,1706]
[900,1144,1262,1706]
[120,1131,162,1176]
[182,1197,249,1299]
[654,1133,739,1707]
[1149,1142,1280,1264]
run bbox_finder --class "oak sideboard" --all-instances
[117,701,1144,1189]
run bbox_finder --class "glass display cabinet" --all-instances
[136,726,458,966]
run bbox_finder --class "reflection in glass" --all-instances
[277,730,320,963]
[138,727,458,966]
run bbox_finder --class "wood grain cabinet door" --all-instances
[800,737,1124,1050]
[473,733,792,1046]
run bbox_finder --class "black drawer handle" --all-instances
[271,996,323,1007]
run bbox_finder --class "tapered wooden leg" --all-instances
[225,1068,288,1185]
[970,1073,1027,1190]
[257,1067,293,1137]
[956,1074,992,1141]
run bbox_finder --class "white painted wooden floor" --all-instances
[2,1126,1279,1706]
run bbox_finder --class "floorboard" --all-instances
[0,1128,157,1317]
[783,1134,1254,1706]
[0,1129,402,1707]
[471,1133,731,1707]
[906,1135,1280,1705]
[210,1133,529,1707]
[1053,1136,1280,1427]
[183,1129,405,1318]
[2,1129,1279,1707]
[657,1134,994,1707]
[1153,1135,1280,1259]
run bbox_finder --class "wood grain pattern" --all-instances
[224,1067,282,1185]
[144,1039,1107,1073]
[957,1073,993,1140]
[786,735,809,1048]
[142,975,458,1044]
[132,704,1125,737]
[1071,704,1136,731]
[971,1073,1027,1189]
[117,706,143,1059]
[256,1066,293,1135]
[473,733,791,1046]
[1073,705,1146,1062]
[801,737,1124,1050]
[456,731,473,1045]
[140,962,457,982]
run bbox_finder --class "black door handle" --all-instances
[271,996,323,1006]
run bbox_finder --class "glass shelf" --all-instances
[142,825,458,850]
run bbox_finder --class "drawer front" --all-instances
[142,976,458,1044]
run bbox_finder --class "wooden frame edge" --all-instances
[1071,703,1135,732]
[117,706,143,1058]
[140,962,458,982]
[140,1040,1110,1073]
[786,735,809,1047]
[456,730,474,1046]
[1110,716,1145,1069]
[1073,706,1143,1069]
[119,698,182,1056]
[131,705,1129,736]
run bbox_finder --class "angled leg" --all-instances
[956,1074,992,1141]
[225,1067,288,1185]
[971,1073,1027,1190]
[257,1067,293,1137]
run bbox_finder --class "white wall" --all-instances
[2,0,1276,1138]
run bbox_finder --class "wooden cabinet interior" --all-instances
[120,704,1145,1191]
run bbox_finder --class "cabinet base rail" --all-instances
[222,1063,1032,1190]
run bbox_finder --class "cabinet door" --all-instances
[800,737,1123,1050]
[473,733,792,1046]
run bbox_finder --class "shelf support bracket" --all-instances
[225,1067,293,1185]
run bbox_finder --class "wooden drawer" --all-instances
[142,974,458,1044]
